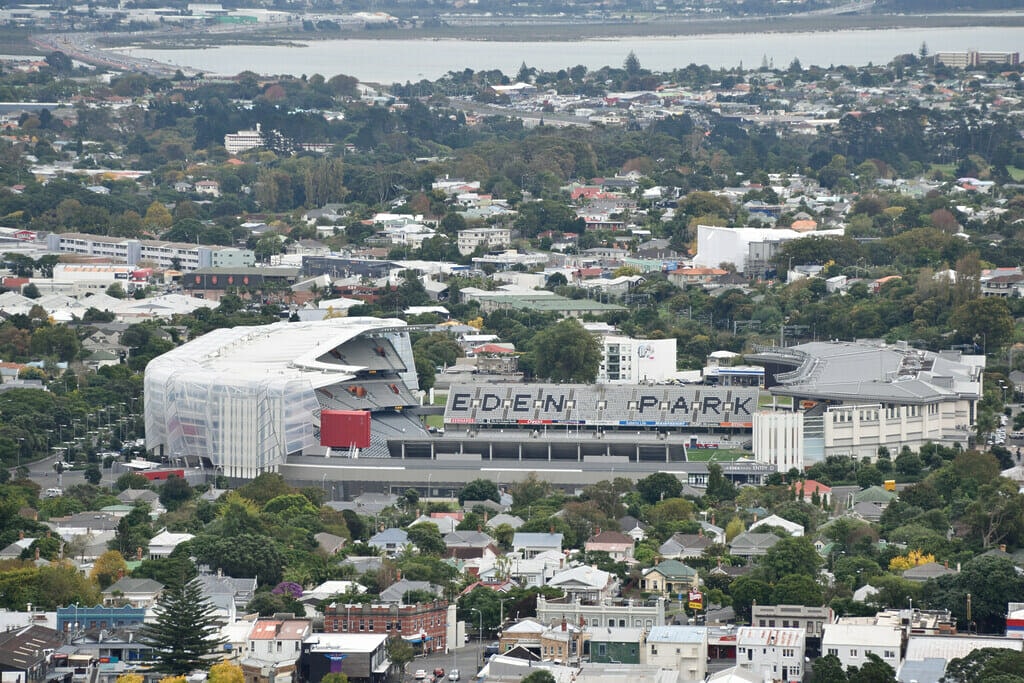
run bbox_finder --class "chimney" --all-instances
[35,548,40,560]
[218,567,223,578]
[753,514,758,523]
[396,569,402,581]
[944,560,948,569]
[484,511,489,523]
[1000,544,1007,552]
[549,525,555,534]
[711,514,715,526]
[18,531,23,540]
[477,524,482,532]
[595,527,601,536]
[698,528,703,537]
[136,546,142,560]
[46,530,51,538]
[562,618,567,632]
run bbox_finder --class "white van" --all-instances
[44,487,63,498]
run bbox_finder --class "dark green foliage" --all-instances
[459,478,500,504]
[636,472,683,505]
[141,577,224,674]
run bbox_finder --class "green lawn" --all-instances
[425,414,444,428]
[685,448,748,462]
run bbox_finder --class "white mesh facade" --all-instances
[144,317,413,478]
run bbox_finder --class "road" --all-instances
[404,641,487,682]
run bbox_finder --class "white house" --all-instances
[513,532,563,558]
[645,626,708,681]
[749,514,804,537]
[147,529,195,559]
[546,565,619,603]
[822,622,902,672]
[736,627,806,683]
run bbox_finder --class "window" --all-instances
[782,649,793,657]
[276,642,282,653]
[850,649,858,658]
[651,646,658,655]
[884,650,895,659]
[598,644,606,657]
[368,620,374,631]
[827,649,838,657]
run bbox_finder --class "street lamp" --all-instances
[470,608,482,644]
[498,597,511,632]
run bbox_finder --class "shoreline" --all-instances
[92,12,1024,49]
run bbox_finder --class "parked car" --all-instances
[414,670,427,680]
[433,668,445,679]
[448,669,460,681]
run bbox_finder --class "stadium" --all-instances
[144,317,425,479]
[143,316,772,491]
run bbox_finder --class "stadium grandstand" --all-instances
[144,318,424,478]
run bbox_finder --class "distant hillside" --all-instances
[878,0,1023,10]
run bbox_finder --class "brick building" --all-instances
[323,601,448,654]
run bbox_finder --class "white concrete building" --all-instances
[754,411,807,470]
[597,335,677,384]
[47,233,255,271]
[144,317,421,479]
[224,124,264,154]
[822,622,901,673]
[457,227,511,255]
[693,225,844,274]
[645,626,708,681]
[736,627,806,683]
[737,630,806,683]
[749,341,983,461]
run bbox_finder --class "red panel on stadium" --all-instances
[320,410,371,448]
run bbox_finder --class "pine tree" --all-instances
[141,577,224,674]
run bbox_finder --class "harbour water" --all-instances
[124,25,1024,82]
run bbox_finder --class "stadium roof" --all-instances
[147,317,407,390]
[749,340,983,404]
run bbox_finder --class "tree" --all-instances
[636,472,683,505]
[760,536,821,583]
[90,550,128,589]
[522,672,556,683]
[921,555,1024,633]
[459,478,500,504]
[529,318,600,383]
[624,51,642,76]
[208,660,244,683]
[770,574,822,606]
[203,532,284,584]
[159,475,192,512]
[407,522,446,556]
[106,282,127,299]
[730,575,771,623]
[387,637,414,671]
[321,675,349,683]
[705,463,737,501]
[846,653,897,683]
[943,648,1024,683]
[808,654,846,683]
[141,577,224,674]
[950,297,1014,353]
[84,464,102,486]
